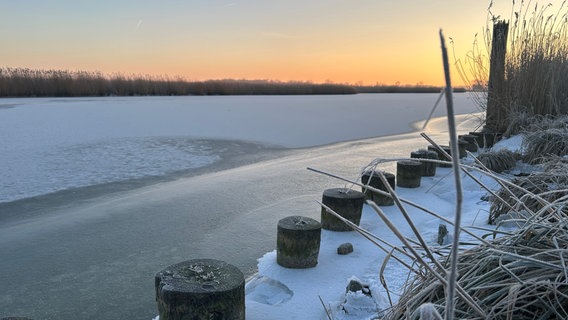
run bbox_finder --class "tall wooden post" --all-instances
[485,20,509,133]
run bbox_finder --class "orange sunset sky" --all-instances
[1,0,564,86]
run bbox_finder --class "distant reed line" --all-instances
[0,67,460,97]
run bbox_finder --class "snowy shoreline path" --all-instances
[0,114,482,319]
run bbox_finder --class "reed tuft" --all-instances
[522,127,568,164]
[475,149,520,173]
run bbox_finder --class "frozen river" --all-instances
[0,94,478,203]
[0,93,480,319]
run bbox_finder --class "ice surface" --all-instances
[245,275,293,305]
[0,94,477,203]
[0,136,222,202]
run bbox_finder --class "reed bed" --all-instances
[455,1,568,135]
[384,217,568,319]
[0,67,357,97]
[502,1,568,119]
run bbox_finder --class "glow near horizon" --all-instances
[0,0,564,86]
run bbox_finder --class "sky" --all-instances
[0,0,564,86]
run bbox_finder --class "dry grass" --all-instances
[502,1,568,118]
[384,219,568,319]
[489,155,568,224]
[455,1,568,134]
[505,113,568,136]
[490,174,558,224]
[522,127,568,164]
[0,67,357,97]
[475,149,520,173]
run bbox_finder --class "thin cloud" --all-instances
[135,19,143,31]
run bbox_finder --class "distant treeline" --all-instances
[355,84,466,93]
[0,67,460,97]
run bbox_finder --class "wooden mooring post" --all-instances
[361,170,395,206]
[485,20,509,134]
[277,216,322,268]
[320,188,365,231]
[155,259,245,320]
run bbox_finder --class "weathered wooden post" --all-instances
[277,215,321,268]
[321,188,365,231]
[485,20,509,134]
[155,259,245,320]
[361,170,395,206]
[396,160,422,188]
[410,150,438,176]
[457,139,468,158]
[428,145,452,167]
[459,134,478,152]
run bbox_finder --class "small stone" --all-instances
[346,279,371,297]
[337,242,354,255]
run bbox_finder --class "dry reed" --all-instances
[454,1,568,135]
[0,67,357,97]
[522,127,568,164]
[384,217,568,319]
[475,149,520,173]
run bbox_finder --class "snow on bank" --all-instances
[245,136,522,319]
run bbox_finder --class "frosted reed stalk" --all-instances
[440,29,461,320]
